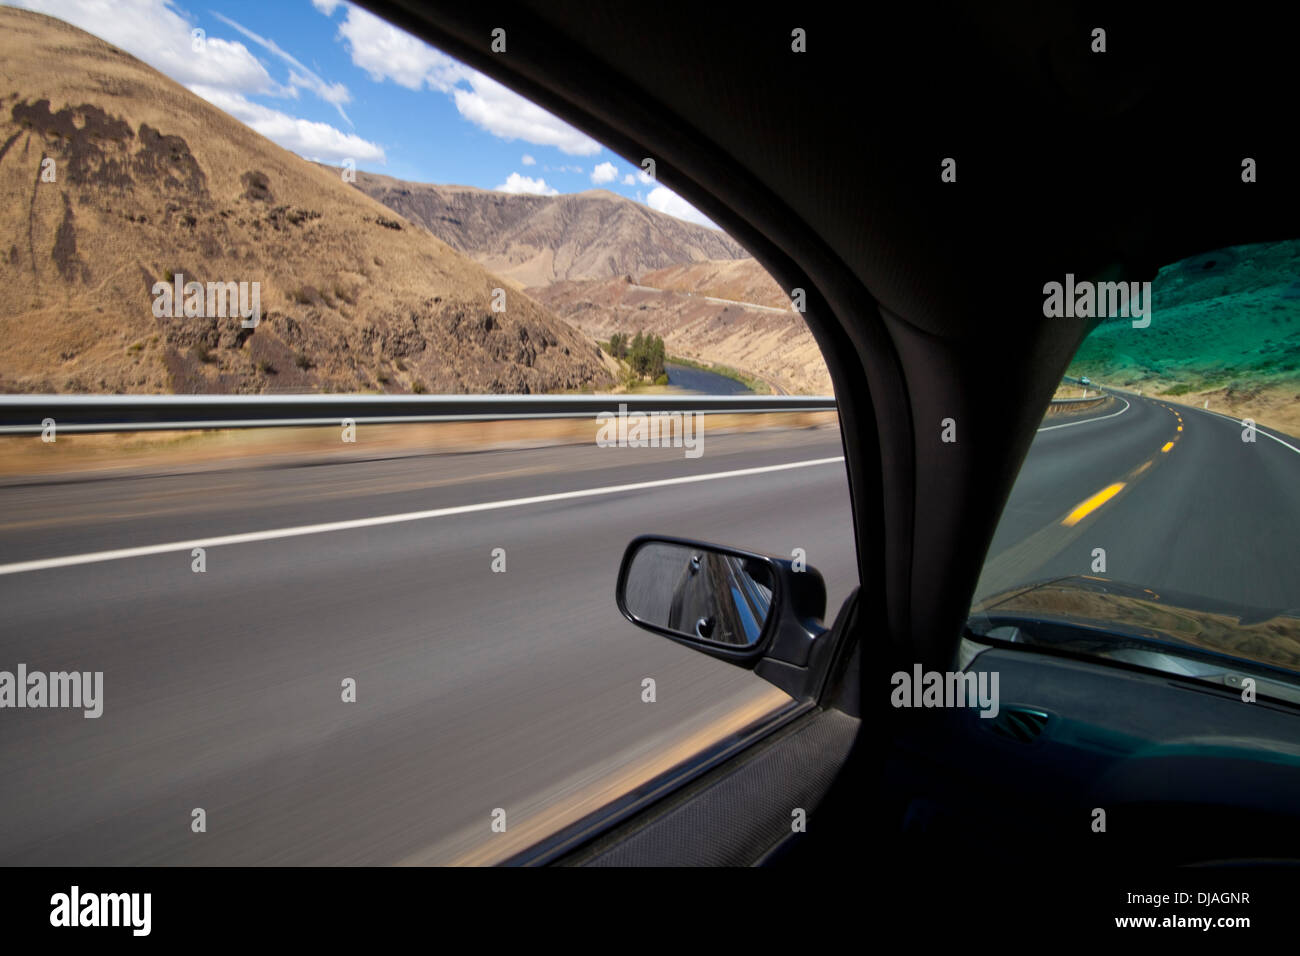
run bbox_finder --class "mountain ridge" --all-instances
[0,6,611,395]
[337,167,751,288]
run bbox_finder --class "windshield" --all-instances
[969,239,1300,684]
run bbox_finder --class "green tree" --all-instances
[624,330,667,379]
[649,335,666,379]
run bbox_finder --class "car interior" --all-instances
[352,0,1300,879]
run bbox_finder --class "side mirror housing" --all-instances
[616,535,832,700]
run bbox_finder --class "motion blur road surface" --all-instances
[0,425,854,864]
[2,391,1297,864]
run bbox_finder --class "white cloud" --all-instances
[210,11,353,124]
[622,173,636,185]
[336,4,467,91]
[495,172,558,196]
[10,0,380,164]
[190,86,385,164]
[590,161,617,185]
[646,185,717,229]
[521,154,536,166]
[328,4,601,155]
[311,0,342,14]
[453,75,599,155]
[12,0,273,92]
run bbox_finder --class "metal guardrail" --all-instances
[0,394,838,434]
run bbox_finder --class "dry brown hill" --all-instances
[340,169,750,288]
[531,274,833,395]
[639,259,790,311]
[0,7,611,395]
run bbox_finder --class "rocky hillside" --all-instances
[0,7,611,395]
[341,169,749,288]
[1069,238,1299,434]
[639,258,790,310]
[531,272,833,395]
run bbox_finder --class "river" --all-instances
[664,362,754,394]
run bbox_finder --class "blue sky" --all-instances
[6,0,715,226]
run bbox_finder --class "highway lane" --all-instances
[0,428,842,566]
[0,426,856,864]
[978,391,1300,609]
[2,391,1297,865]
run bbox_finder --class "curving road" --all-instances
[1,389,1296,865]
[978,390,1300,609]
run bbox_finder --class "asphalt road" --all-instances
[977,392,1300,610]
[0,426,855,864]
[1,392,1296,865]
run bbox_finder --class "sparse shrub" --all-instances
[257,359,276,374]
[411,380,426,394]
[287,285,325,307]
[654,373,669,386]
[127,342,144,353]
[294,352,311,370]
[240,170,274,203]
[285,207,321,226]
[376,372,390,384]
[192,342,211,363]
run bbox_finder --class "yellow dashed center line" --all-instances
[1161,441,1175,453]
[1177,425,1183,431]
[1062,482,1126,527]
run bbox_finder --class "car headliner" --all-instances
[365,0,1297,668]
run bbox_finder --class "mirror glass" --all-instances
[622,542,775,647]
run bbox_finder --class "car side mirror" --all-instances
[616,535,832,700]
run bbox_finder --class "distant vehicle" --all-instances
[1079,376,1092,386]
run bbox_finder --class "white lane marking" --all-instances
[1192,406,1300,456]
[0,456,846,577]
[1036,395,1131,431]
